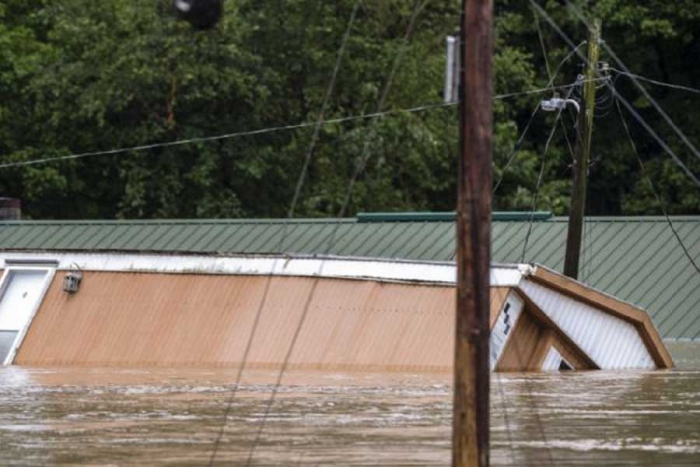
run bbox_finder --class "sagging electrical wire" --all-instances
[0,80,606,171]
[520,88,573,263]
[242,1,431,464]
[561,0,700,164]
[609,68,700,96]
[529,0,700,188]
[614,98,700,276]
[207,1,363,465]
[614,96,700,335]
[492,43,588,194]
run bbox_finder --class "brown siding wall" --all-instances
[551,335,595,370]
[497,312,543,371]
[497,307,596,372]
[15,272,511,372]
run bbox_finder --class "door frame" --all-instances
[0,266,56,365]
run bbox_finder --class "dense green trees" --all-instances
[0,0,698,219]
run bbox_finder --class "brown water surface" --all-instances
[0,343,698,466]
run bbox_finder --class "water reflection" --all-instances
[0,343,698,465]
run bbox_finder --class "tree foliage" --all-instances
[0,0,698,219]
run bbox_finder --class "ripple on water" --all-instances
[0,343,698,466]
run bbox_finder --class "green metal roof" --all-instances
[356,211,553,222]
[0,215,698,340]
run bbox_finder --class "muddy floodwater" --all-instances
[0,343,698,466]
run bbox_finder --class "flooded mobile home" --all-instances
[0,249,671,371]
[0,214,697,465]
[0,213,697,364]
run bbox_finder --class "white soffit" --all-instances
[519,279,655,370]
[542,347,569,372]
[0,252,527,287]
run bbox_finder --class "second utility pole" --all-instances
[563,19,601,280]
[453,0,493,466]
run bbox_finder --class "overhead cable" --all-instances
[561,0,700,163]
[529,0,700,188]
[610,68,700,96]
[520,88,573,263]
[243,1,431,465]
[286,1,362,221]
[206,2,364,465]
[0,81,605,171]
[614,98,700,277]
[614,97,700,336]
[493,43,587,194]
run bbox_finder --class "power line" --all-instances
[243,1,431,464]
[614,98,700,277]
[493,102,540,195]
[610,68,700,96]
[614,96,700,337]
[561,0,700,164]
[0,103,447,170]
[206,2,364,465]
[529,0,700,188]
[494,79,604,100]
[286,1,362,222]
[493,44,587,194]
[0,81,605,171]
[520,88,572,263]
[533,3,553,81]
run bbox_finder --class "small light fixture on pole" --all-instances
[540,95,581,114]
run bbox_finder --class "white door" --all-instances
[0,269,53,365]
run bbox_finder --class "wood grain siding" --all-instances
[15,272,512,371]
[497,312,542,372]
[496,307,596,372]
[551,334,593,370]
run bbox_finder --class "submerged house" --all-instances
[0,212,691,371]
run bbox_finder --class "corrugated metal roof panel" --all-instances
[23,225,61,248]
[421,224,455,261]
[0,216,698,339]
[181,224,221,251]
[117,224,152,249]
[165,224,200,251]
[336,223,376,256]
[10,225,49,249]
[89,224,125,249]
[48,225,82,249]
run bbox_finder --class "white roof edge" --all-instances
[0,252,525,287]
[518,263,537,277]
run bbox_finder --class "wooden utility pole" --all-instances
[563,19,601,280]
[453,0,493,466]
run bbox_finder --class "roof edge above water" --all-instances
[1,213,698,226]
[0,251,529,288]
